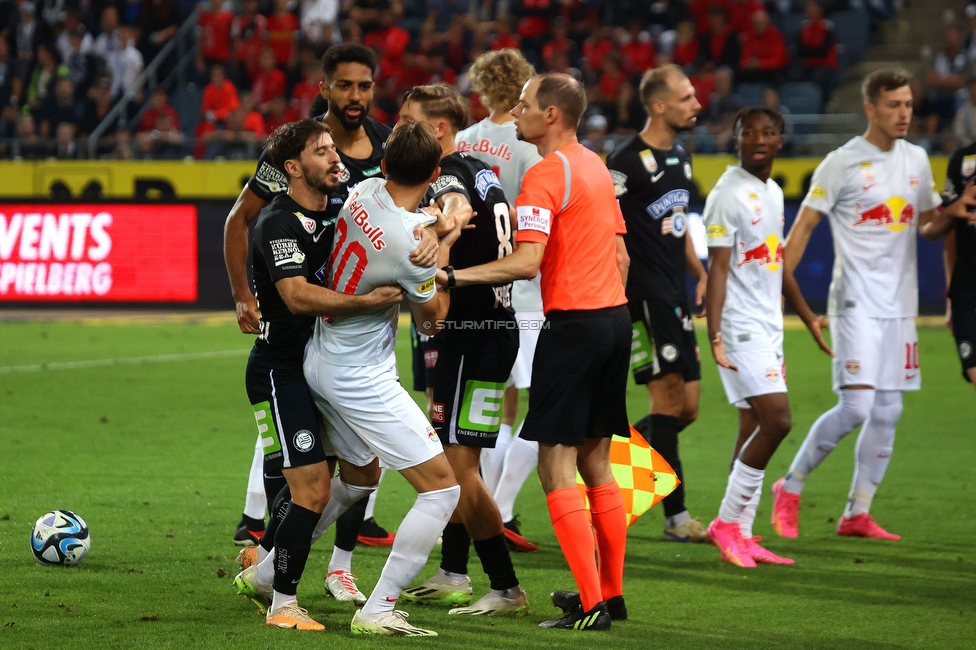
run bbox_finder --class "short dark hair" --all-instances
[732,106,786,135]
[267,119,333,172]
[535,73,586,129]
[861,69,910,104]
[321,43,378,80]
[402,84,469,133]
[639,64,684,110]
[384,122,442,187]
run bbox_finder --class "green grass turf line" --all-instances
[0,321,973,649]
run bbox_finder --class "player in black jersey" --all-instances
[235,120,405,630]
[224,44,437,596]
[395,85,529,616]
[606,64,710,543]
[929,142,976,387]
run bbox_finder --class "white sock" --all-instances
[362,484,460,616]
[270,590,297,614]
[481,423,513,495]
[312,477,376,544]
[328,546,353,574]
[257,546,269,562]
[437,567,468,582]
[845,390,902,518]
[666,511,691,529]
[739,481,762,539]
[252,549,275,591]
[492,427,538,523]
[718,460,765,525]
[363,469,386,521]
[243,433,267,520]
[784,389,875,494]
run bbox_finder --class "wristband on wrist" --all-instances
[442,265,455,289]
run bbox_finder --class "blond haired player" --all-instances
[771,70,944,540]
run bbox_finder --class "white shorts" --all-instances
[304,352,444,471]
[718,344,787,409]
[509,310,544,390]
[831,315,920,393]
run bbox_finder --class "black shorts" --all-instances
[951,293,976,382]
[628,294,701,384]
[245,354,327,470]
[522,306,631,446]
[428,345,518,448]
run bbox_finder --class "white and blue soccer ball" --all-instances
[31,510,91,566]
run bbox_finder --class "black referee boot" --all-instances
[540,599,611,630]
[551,590,628,621]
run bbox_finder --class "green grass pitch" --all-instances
[0,316,973,649]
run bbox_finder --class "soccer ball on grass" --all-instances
[31,510,90,566]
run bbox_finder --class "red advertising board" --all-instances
[0,204,198,302]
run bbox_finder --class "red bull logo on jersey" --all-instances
[347,197,386,251]
[738,234,783,271]
[853,196,914,232]
[457,138,513,161]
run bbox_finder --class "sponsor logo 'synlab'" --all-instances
[738,234,783,271]
[854,196,915,232]
[347,197,386,250]
[646,189,690,220]
[457,138,513,161]
[0,205,197,302]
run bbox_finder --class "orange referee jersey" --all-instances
[514,141,628,314]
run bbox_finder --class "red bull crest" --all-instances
[738,234,783,271]
[854,196,914,232]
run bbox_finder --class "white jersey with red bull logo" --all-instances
[308,177,437,367]
[801,136,941,318]
[456,118,544,313]
[704,165,785,351]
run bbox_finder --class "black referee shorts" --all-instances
[951,293,976,382]
[521,306,631,447]
[628,293,701,385]
[245,355,327,471]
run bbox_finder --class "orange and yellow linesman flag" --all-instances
[576,425,680,527]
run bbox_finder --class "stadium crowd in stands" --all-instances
[3,0,974,160]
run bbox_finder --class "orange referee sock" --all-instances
[547,487,602,611]
[586,481,627,600]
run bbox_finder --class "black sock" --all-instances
[473,534,518,591]
[238,514,265,530]
[649,414,687,518]
[261,484,291,553]
[334,495,368,552]
[439,522,471,575]
[263,472,287,520]
[272,502,320,596]
[633,414,653,441]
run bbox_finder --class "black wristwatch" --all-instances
[442,265,456,289]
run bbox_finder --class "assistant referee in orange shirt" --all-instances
[435,73,631,631]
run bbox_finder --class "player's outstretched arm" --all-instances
[782,264,833,357]
[685,233,707,315]
[784,206,824,274]
[437,192,476,229]
[704,247,737,371]
[437,241,545,289]
[224,186,269,334]
[275,276,405,317]
[920,183,976,241]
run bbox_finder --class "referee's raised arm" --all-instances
[437,73,632,632]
